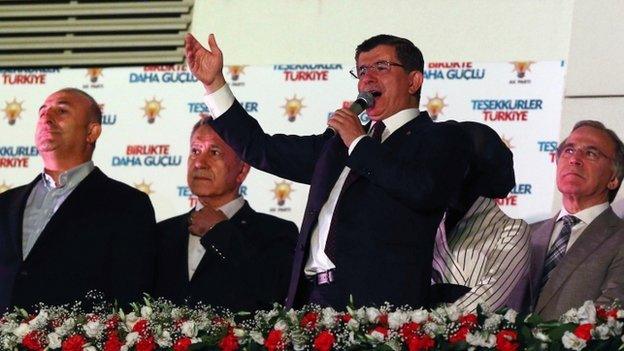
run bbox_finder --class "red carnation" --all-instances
[340,313,352,323]
[173,337,193,351]
[62,334,87,351]
[136,336,157,351]
[378,314,389,326]
[105,315,121,331]
[406,334,435,351]
[300,312,319,329]
[219,332,239,351]
[401,322,422,339]
[574,323,593,341]
[449,326,470,343]
[597,307,618,320]
[104,331,123,351]
[496,329,519,351]
[459,314,478,328]
[313,330,335,351]
[21,330,45,351]
[264,329,284,351]
[132,319,150,334]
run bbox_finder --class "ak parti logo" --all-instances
[0,180,11,194]
[141,97,164,124]
[422,93,447,121]
[2,98,24,125]
[281,95,305,122]
[227,65,246,85]
[272,180,293,207]
[509,61,535,84]
[134,180,154,195]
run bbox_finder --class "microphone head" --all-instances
[356,91,375,109]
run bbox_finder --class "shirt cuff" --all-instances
[203,84,235,118]
[348,135,367,154]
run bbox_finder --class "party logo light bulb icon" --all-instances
[281,95,305,122]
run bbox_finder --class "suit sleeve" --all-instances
[596,238,624,305]
[208,100,330,185]
[346,122,471,212]
[110,191,157,307]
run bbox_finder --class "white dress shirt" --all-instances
[203,84,419,275]
[550,202,610,252]
[22,161,94,258]
[187,196,245,280]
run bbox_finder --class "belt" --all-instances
[307,269,335,285]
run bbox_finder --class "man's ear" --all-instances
[237,162,251,184]
[86,122,102,144]
[607,174,620,191]
[408,71,424,95]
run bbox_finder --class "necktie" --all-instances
[324,121,386,260]
[539,215,580,290]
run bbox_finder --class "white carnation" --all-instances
[125,332,140,347]
[466,331,496,348]
[84,346,97,351]
[370,330,385,342]
[28,310,48,329]
[233,328,246,338]
[346,318,360,331]
[48,332,62,349]
[366,307,381,323]
[140,306,153,318]
[124,312,139,330]
[577,301,596,324]
[562,331,587,351]
[410,309,429,323]
[388,311,409,330]
[12,323,30,339]
[594,324,611,340]
[504,309,518,323]
[250,331,265,345]
[83,320,104,338]
[274,320,288,331]
[181,320,198,338]
[155,330,172,347]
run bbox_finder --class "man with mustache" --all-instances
[154,118,297,311]
[0,88,156,313]
[511,120,624,320]
[186,33,470,309]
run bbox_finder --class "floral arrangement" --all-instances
[1,296,622,351]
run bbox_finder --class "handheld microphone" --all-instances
[327,91,375,136]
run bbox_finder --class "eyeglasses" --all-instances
[558,144,613,162]
[349,60,404,79]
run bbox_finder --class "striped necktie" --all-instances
[540,215,580,290]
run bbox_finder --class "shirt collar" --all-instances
[557,202,610,225]
[370,108,419,139]
[194,196,245,219]
[42,161,95,190]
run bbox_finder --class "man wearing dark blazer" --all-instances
[0,88,156,313]
[154,119,297,311]
[509,120,624,320]
[185,33,470,309]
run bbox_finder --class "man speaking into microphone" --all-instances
[186,33,470,309]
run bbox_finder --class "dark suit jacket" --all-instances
[154,201,297,311]
[209,101,470,309]
[0,168,156,313]
[508,208,624,320]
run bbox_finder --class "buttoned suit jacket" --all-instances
[154,201,297,311]
[209,101,470,309]
[520,208,624,320]
[0,168,156,313]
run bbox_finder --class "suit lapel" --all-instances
[536,209,620,313]
[23,168,104,262]
[191,203,253,281]
[8,177,40,260]
[529,217,556,305]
